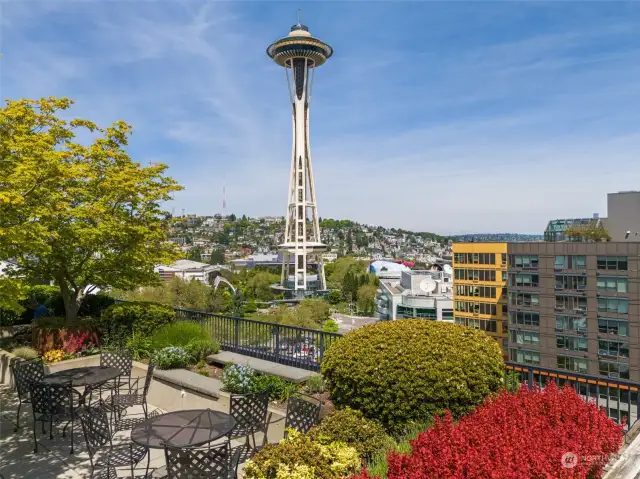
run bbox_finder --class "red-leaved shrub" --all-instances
[353,382,624,479]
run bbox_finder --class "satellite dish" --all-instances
[443,264,453,275]
[419,278,437,294]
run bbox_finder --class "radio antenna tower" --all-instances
[222,183,227,217]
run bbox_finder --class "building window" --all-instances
[510,311,540,327]
[555,275,587,291]
[510,329,539,345]
[598,339,629,358]
[415,308,436,319]
[455,285,496,298]
[555,295,587,312]
[454,301,497,315]
[454,253,497,265]
[556,335,588,352]
[597,256,628,271]
[554,255,587,270]
[510,273,539,288]
[501,271,507,282]
[556,315,587,332]
[397,305,414,318]
[501,253,507,266]
[597,276,628,293]
[557,355,588,374]
[597,297,628,314]
[509,255,539,269]
[442,309,454,320]
[598,318,628,336]
[509,348,540,365]
[599,360,629,379]
[509,291,540,307]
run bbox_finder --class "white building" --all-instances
[154,259,229,283]
[322,252,338,263]
[376,269,454,322]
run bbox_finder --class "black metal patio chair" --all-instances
[10,359,45,431]
[100,349,133,396]
[78,405,150,479]
[164,441,242,479]
[284,392,321,435]
[106,362,155,422]
[29,380,80,454]
[228,389,271,452]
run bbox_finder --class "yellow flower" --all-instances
[43,349,65,363]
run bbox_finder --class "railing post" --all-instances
[234,317,240,350]
[274,325,280,361]
[319,333,326,366]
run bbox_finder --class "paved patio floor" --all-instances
[0,384,234,478]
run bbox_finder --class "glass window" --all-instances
[557,355,588,373]
[598,339,629,358]
[556,315,587,332]
[509,348,540,365]
[597,276,627,293]
[598,318,628,336]
[597,297,628,314]
[510,311,540,326]
[509,292,540,307]
[556,335,588,352]
[599,361,630,379]
[597,256,628,271]
[510,329,540,345]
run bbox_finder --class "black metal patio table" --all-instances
[130,409,236,449]
[42,366,121,388]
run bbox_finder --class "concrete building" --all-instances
[506,242,640,385]
[267,21,333,297]
[154,260,228,283]
[452,243,509,350]
[376,270,454,322]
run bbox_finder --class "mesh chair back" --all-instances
[284,393,321,434]
[78,406,112,457]
[30,381,74,418]
[164,442,232,479]
[100,350,133,376]
[230,390,269,434]
[12,360,45,399]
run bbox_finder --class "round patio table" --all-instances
[42,366,121,387]
[131,409,236,449]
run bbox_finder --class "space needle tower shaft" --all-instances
[267,16,333,295]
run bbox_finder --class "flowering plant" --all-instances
[154,346,189,370]
[62,331,92,355]
[221,364,256,394]
[352,382,624,479]
[43,349,65,363]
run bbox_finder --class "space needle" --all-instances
[267,14,333,297]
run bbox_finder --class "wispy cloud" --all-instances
[1,1,639,234]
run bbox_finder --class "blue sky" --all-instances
[1,1,639,235]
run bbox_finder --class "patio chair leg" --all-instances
[14,401,22,431]
[142,402,148,419]
[49,420,53,440]
[32,422,38,454]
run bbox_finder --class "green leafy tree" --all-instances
[323,318,339,333]
[244,270,280,301]
[357,284,377,314]
[297,298,331,325]
[187,245,204,261]
[327,290,342,305]
[0,98,182,320]
[209,249,226,265]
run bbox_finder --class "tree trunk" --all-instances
[57,278,82,321]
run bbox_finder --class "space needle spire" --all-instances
[267,16,333,297]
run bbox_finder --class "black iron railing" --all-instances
[506,362,639,433]
[173,307,342,371]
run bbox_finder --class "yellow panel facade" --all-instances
[452,242,508,351]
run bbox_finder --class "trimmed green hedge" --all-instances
[320,319,504,433]
[309,407,392,460]
[98,301,176,339]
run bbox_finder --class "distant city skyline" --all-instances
[2,2,639,233]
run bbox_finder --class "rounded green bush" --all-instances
[321,319,504,433]
[99,301,176,338]
[310,407,392,460]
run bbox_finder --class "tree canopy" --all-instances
[0,98,182,319]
